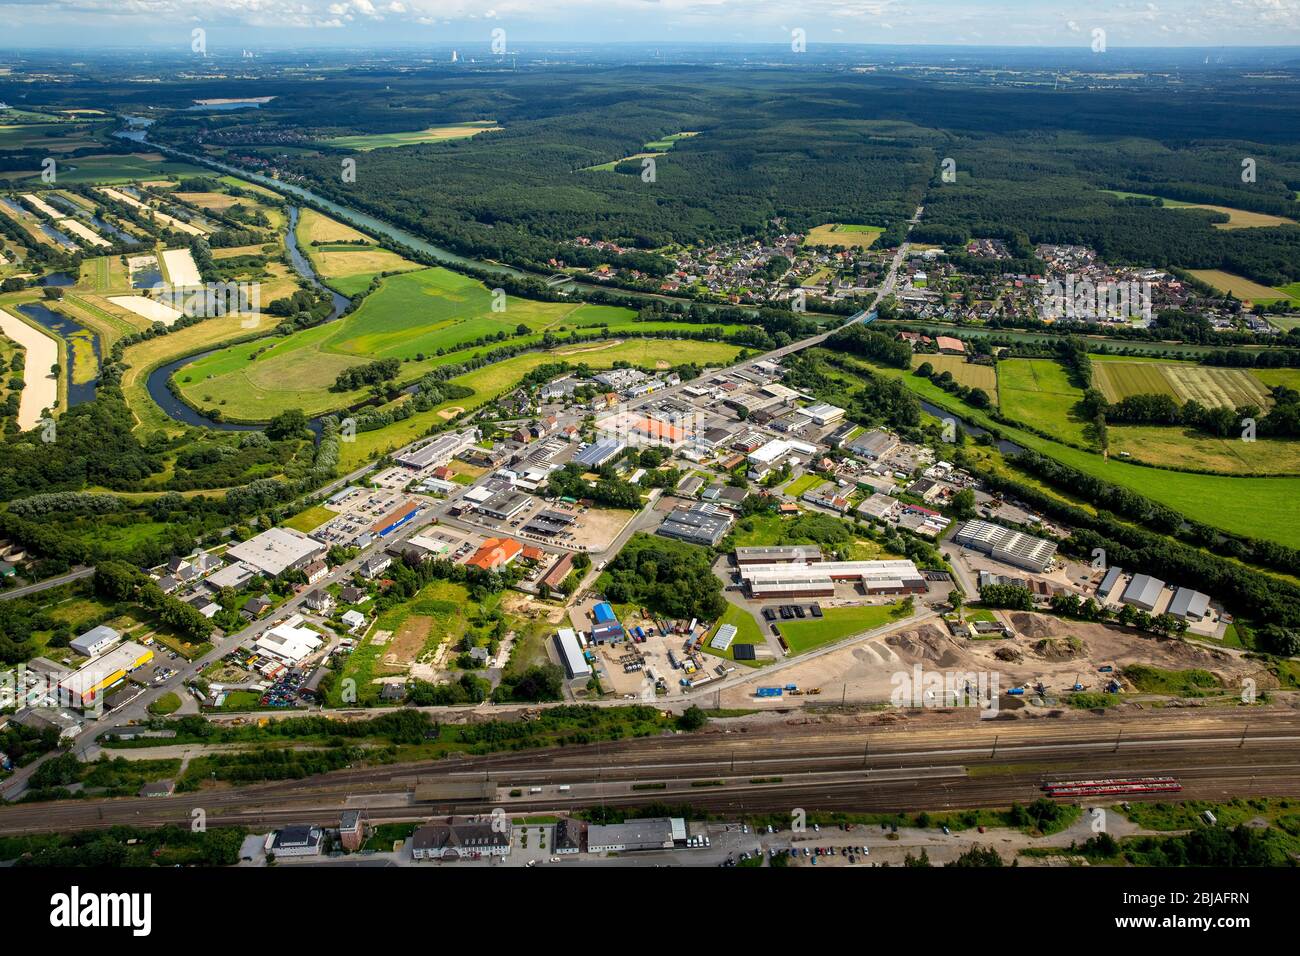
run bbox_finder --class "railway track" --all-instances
[2,711,1298,835]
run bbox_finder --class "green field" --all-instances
[920,354,998,401]
[803,223,884,248]
[173,266,643,420]
[282,504,336,533]
[700,603,769,666]
[777,603,905,654]
[1092,356,1273,409]
[5,154,207,186]
[783,472,825,498]
[584,131,697,171]
[324,121,502,151]
[830,352,1300,548]
[1187,269,1298,304]
[997,358,1091,444]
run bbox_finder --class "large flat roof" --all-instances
[61,642,152,697]
[226,527,323,576]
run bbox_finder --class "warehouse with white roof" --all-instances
[739,559,927,599]
[953,520,1057,573]
[554,628,591,679]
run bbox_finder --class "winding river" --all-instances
[144,207,349,434]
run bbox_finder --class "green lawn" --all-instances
[148,692,182,716]
[171,265,722,420]
[997,358,1091,446]
[783,472,826,498]
[832,352,1300,549]
[700,603,770,667]
[777,602,906,654]
[282,504,336,534]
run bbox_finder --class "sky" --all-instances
[2,0,1299,50]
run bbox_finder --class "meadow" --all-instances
[920,353,997,401]
[803,223,884,248]
[1092,356,1274,409]
[1187,269,1297,304]
[295,208,421,295]
[996,358,1091,444]
[830,352,1300,548]
[173,264,751,421]
[324,121,502,151]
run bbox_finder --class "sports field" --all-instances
[324,121,502,151]
[803,223,884,248]
[1092,357,1273,409]
[997,358,1090,444]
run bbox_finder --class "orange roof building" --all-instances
[465,537,524,570]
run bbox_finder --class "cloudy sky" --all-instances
[2,0,1299,49]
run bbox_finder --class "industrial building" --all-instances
[587,817,687,853]
[70,624,121,659]
[735,545,823,566]
[554,628,592,679]
[656,503,733,547]
[845,428,899,461]
[1169,587,1211,622]
[255,619,325,665]
[739,559,927,599]
[802,402,845,426]
[370,500,421,537]
[709,623,737,651]
[1122,574,1167,612]
[60,641,154,709]
[477,490,531,521]
[953,520,1057,573]
[1098,566,1124,600]
[394,428,480,470]
[573,437,625,469]
[226,527,326,578]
